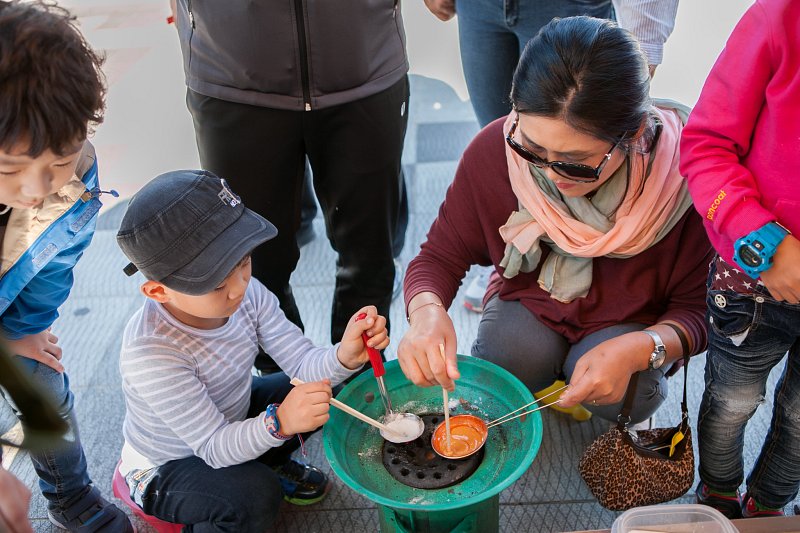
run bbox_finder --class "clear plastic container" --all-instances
[611,504,738,533]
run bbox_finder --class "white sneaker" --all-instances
[628,415,655,432]
[463,266,492,313]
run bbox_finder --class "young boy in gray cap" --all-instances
[115,170,389,531]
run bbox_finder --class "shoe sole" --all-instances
[48,513,69,530]
[283,492,328,506]
[283,479,331,507]
[695,488,742,519]
[48,513,138,533]
[463,300,483,313]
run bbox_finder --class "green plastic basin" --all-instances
[323,355,542,514]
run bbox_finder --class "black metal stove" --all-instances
[382,414,484,489]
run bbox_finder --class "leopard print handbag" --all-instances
[579,354,694,511]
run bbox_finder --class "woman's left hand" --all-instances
[558,332,651,407]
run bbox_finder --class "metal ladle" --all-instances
[431,385,566,459]
[355,313,424,443]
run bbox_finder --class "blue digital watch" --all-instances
[733,221,789,279]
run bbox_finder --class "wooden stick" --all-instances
[289,378,402,437]
[439,343,451,454]
[486,399,561,429]
[487,384,568,426]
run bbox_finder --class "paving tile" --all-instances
[94,202,127,232]
[408,162,458,216]
[274,508,380,533]
[408,75,478,126]
[47,296,142,390]
[416,121,480,163]
[500,411,607,505]
[500,502,619,532]
[69,229,146,298]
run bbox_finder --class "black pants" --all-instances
[187,76,410,343]
[300,159,409,258]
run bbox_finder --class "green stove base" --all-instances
[378,494,499,533]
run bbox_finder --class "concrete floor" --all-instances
[5,1,797,532]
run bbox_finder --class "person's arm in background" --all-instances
[423,0,456,21]
[613,0,679,76]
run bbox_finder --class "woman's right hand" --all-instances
[397,293,460,391]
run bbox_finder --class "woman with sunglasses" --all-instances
[398,16,713,423]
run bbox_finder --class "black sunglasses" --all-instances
[506,116,622,183]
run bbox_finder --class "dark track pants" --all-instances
[187,76,410,342]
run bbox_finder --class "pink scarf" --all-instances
[498,103,693,302]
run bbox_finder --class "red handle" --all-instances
[355,312,385,378]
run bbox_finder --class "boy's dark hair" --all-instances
[0,0,105,157]
[511,16,654,154]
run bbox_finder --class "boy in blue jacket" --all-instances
[0,2,133,531]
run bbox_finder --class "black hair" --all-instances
[0,1,106,157]
[223,253,252,281]
[510,16,654,153]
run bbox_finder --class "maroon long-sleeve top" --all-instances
[404,118,713,353]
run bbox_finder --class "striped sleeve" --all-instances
[613,0,679,65]
[121,337,286,469]
[250,281,356,385]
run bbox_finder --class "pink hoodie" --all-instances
[680,0,800,265]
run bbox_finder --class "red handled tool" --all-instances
[356,312,393,415]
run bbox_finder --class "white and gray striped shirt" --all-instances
[614,0,680,66]
[119,279,355,473]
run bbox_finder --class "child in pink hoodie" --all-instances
[680,0,800,519]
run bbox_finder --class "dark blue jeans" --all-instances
[0,357,91,510]
[132,373,300,532]
[698,279,800,508]
[455,0,613,127]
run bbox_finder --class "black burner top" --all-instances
[382,414,484,489]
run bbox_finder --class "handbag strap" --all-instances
[616,331,690,431]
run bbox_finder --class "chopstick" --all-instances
[486,399,561,429]
[487,384,568,427]
[289,377,402,437]
[439,343,452,453]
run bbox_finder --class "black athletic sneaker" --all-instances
[47,485,135,532]
[273,459,330,506]
[695,481,743,519]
